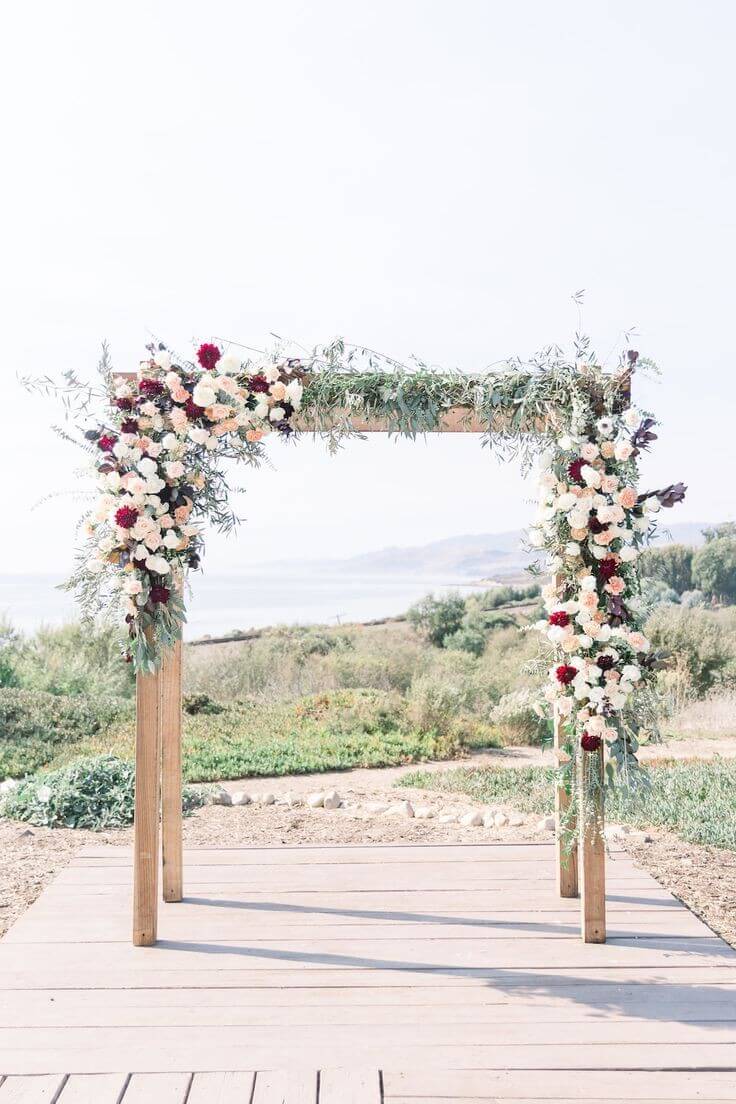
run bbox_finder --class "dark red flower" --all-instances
[555,664,578,686]
[249,374,270,393]
[568,458,584,483]
[114,506,139,530]
[588,515,604,535]
[580,731,602,752]
[98,434,117,453]
[114,397,133,411]
[197,343,221,372]
[549,610,570,628]
[184,398,206,420]
[120,418,139,434]
[598,557,618,580]
[149,585,170,605]
[596,654,615,671]
[139,378,164,398]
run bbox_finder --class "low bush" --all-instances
[489,689,549,746]
[0,689,131,780]
[0,754,206,830]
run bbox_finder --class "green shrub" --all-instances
[0,689,130,779]
[646,607,736,695]
[643,579,680,609]
[489,688,549,746]
[640,544,694,594]
[680,590,707,609]
[693,538,736,604]
[407,593,466,647]
[1,755,206,830]
[14,623,135,698]
[183,693,225,716]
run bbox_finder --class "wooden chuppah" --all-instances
[126,385,623,947]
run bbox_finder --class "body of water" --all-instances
[0,572,487,638]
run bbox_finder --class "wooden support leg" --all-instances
[580,744,606,943]
[133,661,161,946]
[554,706,578,898]
[161,639,183,903]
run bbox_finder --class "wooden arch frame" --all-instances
[127,380,626,950]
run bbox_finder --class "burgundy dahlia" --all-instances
[114,505,139,530]
[596,654,615,671]
[580,731,602,752]
[139,378,164,398]
[588,515,604,535]
[549,610,570,628]
[249,374,270,393]
[555,664,578,686]
[568,458,584,483]
[120,418,139,434]
[184,398,206,421]
[114,397,133,411]
[98,434,117,452]
[197,343,221,372]
[598,557,618,580]
[149,585,170,605]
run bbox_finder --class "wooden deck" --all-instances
[1,842,736,1101]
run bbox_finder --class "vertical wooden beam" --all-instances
[580,743,606,943]
[133,658,161,946]
[554,703,578,898]
[161,638,183,903]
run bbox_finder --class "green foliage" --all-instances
[692,538,736,603]
[489,689,549,746]
[0,689,131,780]
[0,617,20,689]
[1,755,205,830]
[640,544,693,594]
[13,623,135,698]
[407,593,466,647]
[680,589,707,609]
[643,578,680,609]
[400,759,736,851]
[703,522,736,543]
[183,693,225,716]
[646,607,736,696]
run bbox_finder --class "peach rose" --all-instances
[169,407,188,431]
[601,475,619,494]
[570,528,588,541]
[628,631,649,652]
[605,670,621,682]
[207,404,232,421]
[270,381,287,401]
[171,386,190,404]
[605,576,626,595]
[617,486,638,509]
[174,504,191,524]
[593,529,616,545]
[580,590,598,611]
[246,429,266,443]
[600,441,615,459]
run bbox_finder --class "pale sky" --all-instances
[2,0,734,577]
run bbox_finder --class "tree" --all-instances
[639,544,693,594]
[702,522,736,543]
[692,537,736,604]
[407,593,466,647]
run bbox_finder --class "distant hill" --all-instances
[315,521,713,581]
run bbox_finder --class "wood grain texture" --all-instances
[132,661,160,947]
[187,1071,255,1103]
[160,640,183,904]
[580,745,606,943]
[122,1073,190,1103]
[0,1077,66,1103]
[56,1074,127,1103]
[252,1070,317,1103]
[319,1069,381,1103]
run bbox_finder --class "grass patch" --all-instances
[45,689,469,782]
[400,759,736,851]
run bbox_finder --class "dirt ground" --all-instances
[2,747,735,949]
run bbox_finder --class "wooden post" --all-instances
[554,704,578,898]
[133,657,161,946]
[580,744,606,943]
[161,639,184,903]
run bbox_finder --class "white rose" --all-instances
[580,575,597,591]
[147,442,163,458]
[153,350,172,370]
[192,381,216,408]
[145,555,170,574]
[218,351,242,375]
[263,363,280,383]
[269,406,286,422]
[285,379,303,407]
[106,471,121,492]
[528,528,544,548]
[624,408,640,429]
[162,433,179,451]
[87,559,105,575]
[564,542,581,558]
[558,435,574,451]
[596,624,612,642]
[163,530,181,549]
[581,442,599,462]
[614,441,634,462]
[577,634,593,650]
[618,545,638,562]
[112,441,130,460]
[164,460,185,479]
[138,457,158,478]
[555,493,577,512]
[188,428,210,446]
[145,476,166,494]
[568,511,589,531]
[622,664,641,683]
[254,401,270,421]
[581,465,602,488]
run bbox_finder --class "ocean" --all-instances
[0,572,486,639]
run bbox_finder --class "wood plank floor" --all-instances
[1,842,735,1101]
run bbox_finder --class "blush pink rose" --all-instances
[605,576,626,595]
[617,486,638,509]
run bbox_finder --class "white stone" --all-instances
[260,792,276,806]
[604,823,629,840]
[626,829,653,843]
[439,813,458,824]
[230,791,251,806]
[322,790,342,810]
[306,792,325,808]
[365,802,390,814]
[0,779,18,794]
[414,806,436,819]
[211,787,232,806]
[494,812,509,828]
[460,811,483,828]
[386,800,414,818]
[537,815,556,831]
[509,814,525,827]
[482,811,497,828]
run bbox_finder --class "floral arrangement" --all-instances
[68,342,304,670]
[528,350,685,803]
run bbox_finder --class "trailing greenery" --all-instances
[399,759,736,851]
[0,755,206,830]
